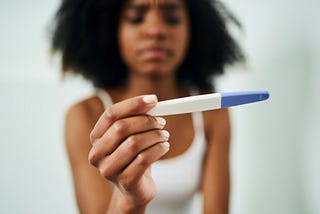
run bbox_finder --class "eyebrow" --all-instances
[161,2,183,11]
[123,2,184,12]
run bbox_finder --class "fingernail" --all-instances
[156,117,166,126]
[161,130,170,139]
[162,142,170,148]
[143,95,157,104]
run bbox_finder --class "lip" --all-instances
[139,46,170,60]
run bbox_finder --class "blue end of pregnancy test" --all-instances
[221,90,269,108]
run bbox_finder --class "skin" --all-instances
[65,0,231,213]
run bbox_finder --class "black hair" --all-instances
[51,0,244,92]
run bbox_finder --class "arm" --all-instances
[65,101,113,214]
[202,108,231,214]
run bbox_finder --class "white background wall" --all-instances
[0,0,319,213]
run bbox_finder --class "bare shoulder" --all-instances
[65,96,104,128]
[203,108,231,142]
[65,95,105,160]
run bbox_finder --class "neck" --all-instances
[122,73,186,101]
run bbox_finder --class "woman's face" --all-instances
[118,0,190,78]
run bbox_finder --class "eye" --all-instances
[127,15,143,24]
[165,16,181,25]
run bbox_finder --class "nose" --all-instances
[141,11,167,40]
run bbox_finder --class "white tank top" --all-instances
[96,90,206,214]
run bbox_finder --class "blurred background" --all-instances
[0,0,319,213]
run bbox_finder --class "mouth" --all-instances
[139,47,171,61]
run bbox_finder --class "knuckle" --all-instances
[104,107,116,122]
[127,135,136,144]
[99,165,114,180]
[136,153,149,166]
[113,120,128,134]
[126,135,140,150]
[99,162,116,181]
[88,149,99,166]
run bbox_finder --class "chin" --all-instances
[143,68,173,78]
[138,63,173,76]
[130,59,178,79]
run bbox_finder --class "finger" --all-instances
[96,129,170,180]
[88,115,166,165]
[90,94,158,144]
[118,142,170,191]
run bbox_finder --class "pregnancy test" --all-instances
[147,90,269,116]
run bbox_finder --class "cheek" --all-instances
[118,28,135,62]
[174,27,190,60]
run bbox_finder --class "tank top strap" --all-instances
[95,89,113,109]
[192,111,205,139]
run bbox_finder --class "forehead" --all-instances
[123,0,185,8]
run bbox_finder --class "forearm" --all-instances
[203,197,229,214]
[202,110,231,214]
[202,160,230,214]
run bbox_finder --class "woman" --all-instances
[51,0,244,213]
